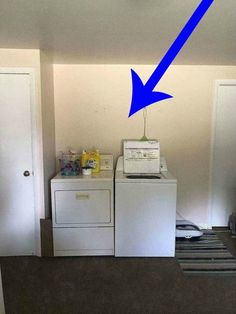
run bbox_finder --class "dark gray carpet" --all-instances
[1,231,236,314]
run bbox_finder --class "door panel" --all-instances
[115,183,176,256]
[55,190,111,224]
[211,82,236,226]
[0,73,35,255]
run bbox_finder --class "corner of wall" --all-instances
[40,50,56,218]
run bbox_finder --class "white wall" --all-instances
[54,64,236,226]
[1,51,235,227]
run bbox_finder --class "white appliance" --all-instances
[123,140,160,174]
[51,171,114,256]
[115,156,177,257]
[176,220,203,239]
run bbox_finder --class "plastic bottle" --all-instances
[93,149,100,173]
[85,150,100,173]
[80,150,87,168]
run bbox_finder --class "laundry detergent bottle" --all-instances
[80,149,100,173]
[87,150,100,173]
[80,150,87,168]
[93,149,100,173]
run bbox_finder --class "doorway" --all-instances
[210,80,236,226]
[0,69,39,255]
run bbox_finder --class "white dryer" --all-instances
[115,156,177,257]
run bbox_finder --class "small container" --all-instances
[82,167,92,175]
[59,152,80,176]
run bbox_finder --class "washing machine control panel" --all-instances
[123,140,160,174]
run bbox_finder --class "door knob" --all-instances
[23,170,30,177]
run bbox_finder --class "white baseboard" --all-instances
[198,223,212,230]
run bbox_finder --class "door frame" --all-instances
[0,67,44,256]
[208,80,236,228]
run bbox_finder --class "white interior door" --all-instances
[0,72,35,255]
[210,81,236,226]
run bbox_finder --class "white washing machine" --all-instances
[115,156,177,257]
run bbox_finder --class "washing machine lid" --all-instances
[115,156,177,183]
[115,170,177,183]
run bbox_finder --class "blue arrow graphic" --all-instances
[129,0,214,117]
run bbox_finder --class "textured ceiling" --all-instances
[0,0,235,64]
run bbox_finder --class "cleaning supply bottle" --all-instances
[94,149,100,173]
[80,150,87,168]
[86,150,100,173]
